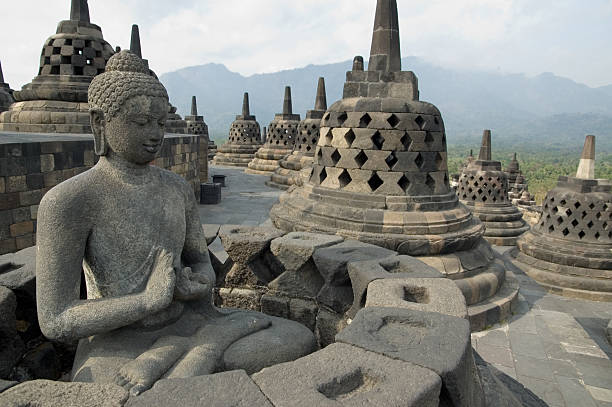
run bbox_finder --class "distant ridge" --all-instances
[160,57,612,151]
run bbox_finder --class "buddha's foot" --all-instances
[165,313,272,379]
[115,336,189,396]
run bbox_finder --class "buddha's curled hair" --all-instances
[88,50,168,118]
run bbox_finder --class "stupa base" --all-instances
[0,100,91,134]
[246,148,291,175]
[508,247,612,302]
[267,153,313,190]
[467,205,530,247]
[213,144,260,167]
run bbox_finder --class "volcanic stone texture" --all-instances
[509,175,612,301]
[213,114,262,168]
[246,114,299,175]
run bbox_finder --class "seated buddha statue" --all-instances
[35,50,316,396]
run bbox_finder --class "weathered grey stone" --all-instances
[365,277,468,319]
[268,259,324,298]
[607,319,612,345]
[34,51,315,396]
[271,232,344,272]
[126,370,273,407]
[253,343,441,407]
[0,247,37,299]
[0,380,128,407]
[474,352,548,407]
[0,286,24,379]
[202,224,220,245]
[220,226,284,265]
[313,240,397,312]
[336,307,484,407]
[315,307,350,348]
[347,255,443,318]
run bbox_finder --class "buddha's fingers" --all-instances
[164,344,220,379]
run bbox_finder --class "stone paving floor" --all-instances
[202,164,612,407]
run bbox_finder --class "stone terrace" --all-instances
[204,164,612,407]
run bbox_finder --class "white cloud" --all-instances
[1,0,611,90]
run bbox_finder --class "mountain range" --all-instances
[159,57,612,152]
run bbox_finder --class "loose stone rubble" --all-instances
[270,0,519,330]
[246,86,300,175]
[213,93,262,167]
[267,77,327,190]
[457,130,530,246]
[0,0,115,133]
[509,135,612,301]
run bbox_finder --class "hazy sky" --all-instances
[2,0,611,90]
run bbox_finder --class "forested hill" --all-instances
[160,57,612,152]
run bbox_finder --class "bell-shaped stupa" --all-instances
[268,77,327,189]
[509,136,611,301]
[246,86,300,175]
[271,0,518,329]
[185,96,210,181]
[0,61,14,113]
[506,153,529,200]
[457,131,530,246]
[0,0,114,133]
[213,92,262,167]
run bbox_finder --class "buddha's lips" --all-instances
[143,143,161,153]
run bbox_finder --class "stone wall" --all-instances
[0,133,200,255]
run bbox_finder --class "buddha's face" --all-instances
[98,95,169,165]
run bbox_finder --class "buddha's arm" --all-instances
[36,189,174,342]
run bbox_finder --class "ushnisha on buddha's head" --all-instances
[88,50,169,165]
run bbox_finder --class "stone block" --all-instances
[271,232,344,272]
[268,259,324,298]
[6,176,27,193]
[0,246,38,299]
[9,221,33,237]
[126,370,272,407]
[315,308,349,348]
[215,288,263,311]
[607,319,612,345]
[252,343,441,407]
[0,380,128,407]
[313,240,396,312]
[20,342,61,380]
[365,277,468,319]
[346,255,443,317]
[289,297,318,331]
[261,293,290,319]
[336,307,484,407]
[220,226,284,265]
[0,380,17,393]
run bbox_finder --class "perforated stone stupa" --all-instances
[185,96,210,181]
[0,61,14,113]
[509,136,612,301]
[271,0,518,330]
[0,0,114,133]
[457,131,529,246]
[506,153,529,201]
[267,77,327,190]
[246,87,300,175]
[213,93,262,167]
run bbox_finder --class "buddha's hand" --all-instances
[174,267,211,301]
[143,248,176,313]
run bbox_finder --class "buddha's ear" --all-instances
[90,109,108,156]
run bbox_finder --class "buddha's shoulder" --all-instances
[154,166,193,195]
[39,168,98,213]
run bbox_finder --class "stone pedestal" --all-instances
[213,93,262,167]
[0,3,114,134]
[246,87,300,175]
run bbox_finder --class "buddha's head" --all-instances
[88,50,169,165]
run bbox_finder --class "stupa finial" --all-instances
[513,152,517,161]
[130,24,142,59]
[283,86,293,115]
[242,92,250,117]
[191,96,198,116]
[576,135,596,179]
[70,0,90,23]
[368,0,401,72]
[314,78,327,111]
[0,61,4,84]
[479,130,492,161]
